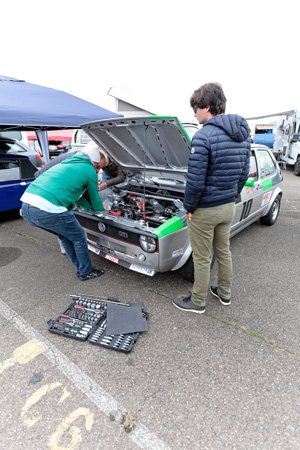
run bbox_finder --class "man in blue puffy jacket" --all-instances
[173,82,250,314]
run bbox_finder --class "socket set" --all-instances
[48,297,106,341]
[88,314,147,353]
[48,294,148,352]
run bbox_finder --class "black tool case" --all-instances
[48,294,148,353]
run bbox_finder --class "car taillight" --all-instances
[36,154,42,160]
[58,145,65,149]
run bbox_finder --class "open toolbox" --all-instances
[48,294,148,353]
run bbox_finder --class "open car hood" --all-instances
[81,116,194,181]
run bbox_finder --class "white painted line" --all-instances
[0,299,171,450]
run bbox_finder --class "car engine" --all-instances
[101,189,185,226]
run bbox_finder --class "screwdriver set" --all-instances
[48,294,148,353]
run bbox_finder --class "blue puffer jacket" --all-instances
[183,114,250,212]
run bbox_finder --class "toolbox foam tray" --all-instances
[48,295,148,353]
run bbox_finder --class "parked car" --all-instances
[73,116,283,282]
[48,130,73,157]
[0,137,42,168]
[48,140,72,157]
[27,130,73,158]
[0,154,37,214]
[0,130,31,147]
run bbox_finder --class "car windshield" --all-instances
[0,141,26,154]
[184,125,198,140]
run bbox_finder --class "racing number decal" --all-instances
[1,340,94,450]
[240,199,253,221]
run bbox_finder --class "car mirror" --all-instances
[245,177,254,187]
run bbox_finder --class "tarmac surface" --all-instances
[0,167,300,450]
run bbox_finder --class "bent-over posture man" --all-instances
[21,143,105,281]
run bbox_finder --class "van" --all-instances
[71,129,92,152]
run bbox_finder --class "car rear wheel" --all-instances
[260,194,281,226]
[178,253,215,282]
[294,157,300,176]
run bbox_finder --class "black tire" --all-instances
[294,157,300,176]
[178,253,215,282]
[260,194,281,226]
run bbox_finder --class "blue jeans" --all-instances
[101,172,113,183]
[21,204,92,275]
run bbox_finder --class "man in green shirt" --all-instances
[21,143,105,281]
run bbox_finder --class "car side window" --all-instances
[0,160,21,182]
[0,141,26,154]
[257,150,276,179]
[248,153,258,180]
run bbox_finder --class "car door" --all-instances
[231,149,261,234]
[255,147,277,213]
[0,158,32,212]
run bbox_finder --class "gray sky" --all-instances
[2,0,299,123]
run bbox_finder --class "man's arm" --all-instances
[183,135,209,213]
[84,173,105,211]
[105,165,126,186]
[99,162,126,190]
[34,152,76,178]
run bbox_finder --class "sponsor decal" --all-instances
[262,192,271,206]
[262,178,273,191]
[88,244,100,255]
[87,239,97,246]
[105,254,119,264]
[130,264,155,276]
[172,248,184,257]
[98,222,106,232]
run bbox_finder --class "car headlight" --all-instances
[139,235,157,253]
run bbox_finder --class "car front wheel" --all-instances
[178,253,215,282]
[260,194,281,226]
[294,157,300,176]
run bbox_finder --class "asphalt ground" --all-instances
[0,167,300,450]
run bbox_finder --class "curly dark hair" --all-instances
[190,82,227,115]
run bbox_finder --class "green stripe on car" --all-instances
[153,216,184,238]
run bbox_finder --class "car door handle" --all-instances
[20,182,26,185]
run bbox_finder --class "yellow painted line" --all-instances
[13,339,45,364]
[0,340,45,374]
[0,299,171,450]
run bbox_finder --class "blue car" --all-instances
[0,154,37,214]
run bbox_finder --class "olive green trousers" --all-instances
[187,202,235,306]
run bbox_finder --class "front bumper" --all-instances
[74,210,190,276]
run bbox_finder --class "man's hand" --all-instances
[98,182,107,191]
[103,204,110,212]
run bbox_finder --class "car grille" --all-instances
[76,213,156,248]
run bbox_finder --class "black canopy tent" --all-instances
[0,75,122,163]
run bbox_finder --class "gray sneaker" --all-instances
[172,296,205,314]
[210,286,231,305]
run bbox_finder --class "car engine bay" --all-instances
[101,187,185,228]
